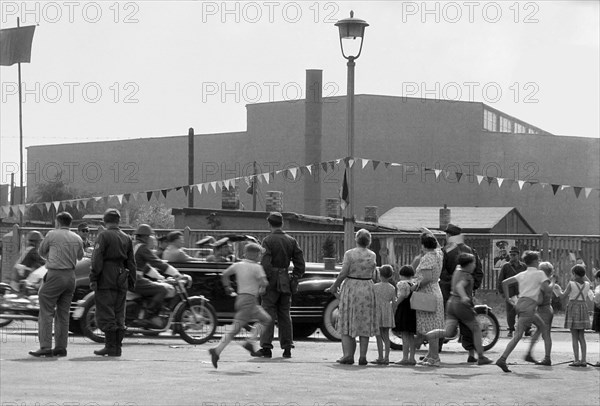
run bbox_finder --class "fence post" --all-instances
[542,232,549,261]
[184,226,191,247]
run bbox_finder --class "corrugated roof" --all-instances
[378,207,518,232]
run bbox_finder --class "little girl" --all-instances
[554,265,591,367]
[592,269,600,368]
[371,265,397,365]
[394,265,417,365]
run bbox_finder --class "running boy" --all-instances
[208,243,272,368]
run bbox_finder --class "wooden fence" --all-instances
[2,225,599,291]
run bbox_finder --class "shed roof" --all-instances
[378,207,534,233]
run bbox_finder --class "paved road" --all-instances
[1,322,599,406]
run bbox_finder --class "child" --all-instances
[495,251,549,373]
[426,254,492,366]
[394,265,417,365]
[554,264,592,367]
[592,269,600,368]
[532,262,555,366]
[208,243,272,369]
[371,265,397,365]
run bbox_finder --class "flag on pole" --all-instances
[340,169,349,210]
[0,25,36,66]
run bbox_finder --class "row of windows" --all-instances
[483,109,539,134]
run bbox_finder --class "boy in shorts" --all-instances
[208,243,272,368]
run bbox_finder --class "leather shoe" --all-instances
[537,358,552,366]
[208,348,219,369]
[477,356,493,365]
[495,359,511,373]
[524,354,537,363]
[282,348,291,358]
[29,348,53,357]
[467,355,477,363]
[242,342,259,356]
[53,348,67,357]
[254,348,272,358]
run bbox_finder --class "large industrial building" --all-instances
[23,71,600,235]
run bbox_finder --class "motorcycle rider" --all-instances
[11,231,45,291]
[133,224,184,328]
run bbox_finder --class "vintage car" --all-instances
[173,260,341,340]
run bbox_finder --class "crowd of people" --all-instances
[6,211,600,371]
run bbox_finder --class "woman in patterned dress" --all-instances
[412,231,445,366]
[325,229,377,365]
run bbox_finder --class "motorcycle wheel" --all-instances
[175,298,217,345]
[476,307,500,351]
[320,299,341,341]
[0,316,14,327]
[80,297,104,343]
[390,330,403,350]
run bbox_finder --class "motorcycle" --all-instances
[389,304,500,351]
[0,281,42,327]
[75,275,218,345]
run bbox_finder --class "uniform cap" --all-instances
[445,223,462,236]
[210,237,231,249]
[135,224,154,236]
[509,246,520,254]
[166,231,183,243]
[27,231,43,242]
[267,212,283,226]
[195,236,216,246]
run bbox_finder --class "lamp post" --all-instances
[335,11,369,252]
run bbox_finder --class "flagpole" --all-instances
[252,161,257,211]
[17,17,24,226]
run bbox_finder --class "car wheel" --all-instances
[390,329,403,350]
[81,296,104,343]
[320,299,341,341]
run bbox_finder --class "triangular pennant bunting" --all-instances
[551,184,560,195]
[372,160,380,171]
[518,180,525,190]
[476,175,484,185]
[573,187,582,198]
[497,178,504,187]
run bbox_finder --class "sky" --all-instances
[1,0,599,186]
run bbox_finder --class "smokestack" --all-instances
[304,69,323,215]
[439,204,451,230]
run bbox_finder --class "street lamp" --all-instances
[335,11,369,252]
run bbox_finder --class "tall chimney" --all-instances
[439,204,451,230]
[304,69,323,215]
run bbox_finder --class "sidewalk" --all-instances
[1,324,599,406]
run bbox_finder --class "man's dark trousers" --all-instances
[260,289,293,350]
[95,289,126,332]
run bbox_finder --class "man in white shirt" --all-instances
[495,251,549,372]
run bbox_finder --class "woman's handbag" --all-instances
[410,291,436,312]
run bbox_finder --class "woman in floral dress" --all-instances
[412,231,445,366]
[325,229,377,365]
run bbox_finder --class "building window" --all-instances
[514,123,526,134]
[483,109,497,131]
[528,128,538,134]
[500,116,512,133]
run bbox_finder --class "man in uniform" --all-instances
[133,224,183,327]
[207,237,234,262]
[29,212,83,357]
[90,209,136,357]
[439,224,484,362]
[255,212,305,359]
[497,246,528,337]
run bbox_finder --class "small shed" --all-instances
[378,207,536,234]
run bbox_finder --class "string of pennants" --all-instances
[1,157,598,218]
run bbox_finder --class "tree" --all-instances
[130,202,174,229]
[26,181,82,221]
